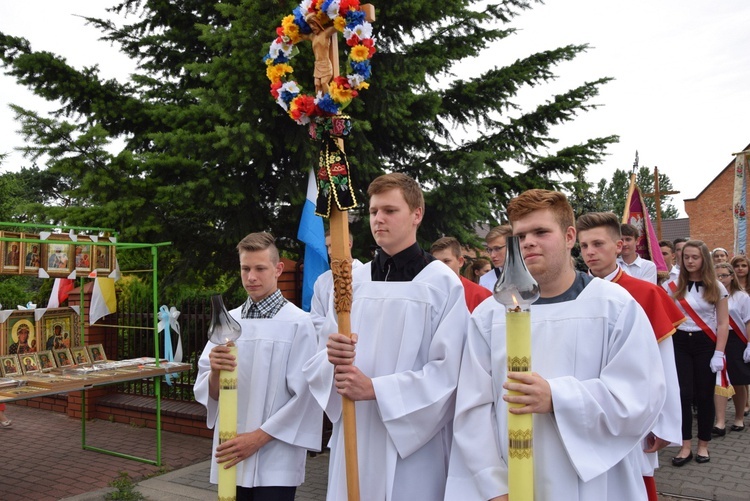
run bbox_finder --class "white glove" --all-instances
[744,345,750,364]
[710,350,725,373]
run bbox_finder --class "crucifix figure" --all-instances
[302,14,338,95]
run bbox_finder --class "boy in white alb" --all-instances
[194,232,322,500]
[304,173,468,501]
[446,190,665,501]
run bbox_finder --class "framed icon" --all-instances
[43,235,74,278]
[74,235,94,273]
[87,344,107,363]
[0,231,22,274]
[20,233,42,276]
[93,242,112,275]
[7,314,36,355]
[37,350,57,371]
[71,346,90,365]
[54,348,74,367]
[42,310,76,351]
[0,355,21,377]
[20,353,40,374]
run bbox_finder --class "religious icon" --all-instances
[43,313,74,351]
[71,347,90,365]
[87,344,107,363]
[37,350,57,371]
[0,355,21,377]
[20,353,40,374]
[0,231,22,274]
[20,234,42,276]
[74,236,93,273]
[93,243,112,274]
[7,316,36,355]
[54,348,73,367]
[44,238,74,277]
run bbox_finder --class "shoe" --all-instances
[731,424,745,432]
[0,420,11,428]
[712,426,726,436]
[695,454,710,464]
[672,452,693,467]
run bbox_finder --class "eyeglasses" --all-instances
[716,274,732,279]
[486,245,507,254]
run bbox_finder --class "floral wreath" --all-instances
[264,0,376,125]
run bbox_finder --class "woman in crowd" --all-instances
[731,254,750,416]
[713,263,750,434]
[666,240,728,466]
[462,257,491,284]
[732,254,750,291]
[712,247,730,264]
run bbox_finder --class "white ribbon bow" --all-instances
[158,305,183,384]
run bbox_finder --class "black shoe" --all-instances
[672,452,693,467]
[712,426,726,436]
[731,424,745,432]
[695,454,710,464]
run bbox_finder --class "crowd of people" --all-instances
[194,173,749,501]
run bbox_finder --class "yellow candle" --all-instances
[218,345,238,501]
[506,309,533,501]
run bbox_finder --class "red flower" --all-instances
[346,34,360,47]
[270,81,282,99]
[318,166,330,181]
[276,27,284,37]
[330,162,348,176]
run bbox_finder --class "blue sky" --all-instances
[1,0,749,217]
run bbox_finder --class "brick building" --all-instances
[684,142,750,255]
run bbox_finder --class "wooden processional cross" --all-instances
[315,5,375,501]
[642,166,679,240]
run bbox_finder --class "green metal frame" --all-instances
[0,223,171,465]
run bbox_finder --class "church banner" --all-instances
[623,175,669,274]
[733,153,748,255]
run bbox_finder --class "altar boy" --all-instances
[446,190,665,501]
[194,232,321,501]
[304,173,468,500]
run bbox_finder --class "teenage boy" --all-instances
[479,225,513,291]
[617,223,658,283]
[304,173,468,500]
[194,232,322,501]
[446,190,665,501]
[660,240,680,284]
[578,212,685,501]
[431,236,492,312]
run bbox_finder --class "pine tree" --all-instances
[0,0,617,289]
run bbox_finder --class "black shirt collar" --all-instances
[371,242,435,282]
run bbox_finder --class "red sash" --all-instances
[728,314,748,344]
[668,282,717,342]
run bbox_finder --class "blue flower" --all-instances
[280,90,297,105]
[317,94,340,114]
[350,60,371,79]
[293,7,312,34]
[346,11,365,29]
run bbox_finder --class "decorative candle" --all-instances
[494,236,540,501]
[208,294,242,501]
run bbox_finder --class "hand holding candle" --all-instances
[208,294,242,501]
[494,236,539,501]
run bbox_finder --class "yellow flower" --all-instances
[358,81,370,90]
[281,15,301,43]
[329,81,355,104]
[350,44,370,62]
[266,63,293,83]
[334,16,346,32]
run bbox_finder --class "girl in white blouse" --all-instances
[666,240,728,466]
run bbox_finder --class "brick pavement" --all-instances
[0,402,211,501]
[4,400,750,500]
